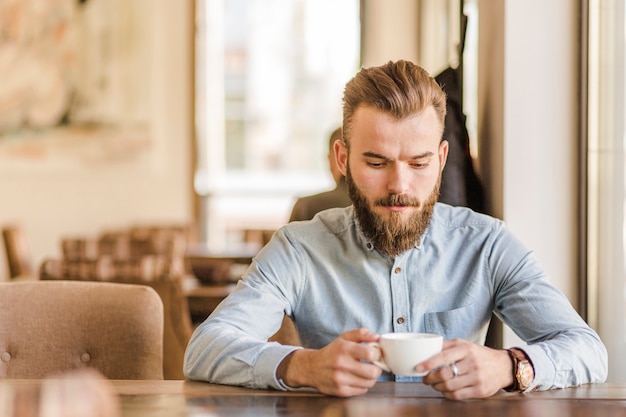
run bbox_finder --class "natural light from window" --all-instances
[195,0,360,251]
[586,0,626,382]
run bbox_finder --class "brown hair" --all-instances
[342,60,446,147]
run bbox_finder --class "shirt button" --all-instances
[397,317,405,324]
[394,267,402,274]
[81,353,91,363]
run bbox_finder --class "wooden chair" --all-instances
[2,226,35,279]
[0,280,164,379]
[62,226,189,278]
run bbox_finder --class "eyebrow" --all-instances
[362,150,434,160]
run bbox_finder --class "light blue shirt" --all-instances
[184,204,607,391]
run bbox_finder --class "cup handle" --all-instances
[367,342,390,372]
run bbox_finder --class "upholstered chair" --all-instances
[0,280,164,379]
[39,258,192,380]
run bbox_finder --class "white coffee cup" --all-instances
[368,332,443,376]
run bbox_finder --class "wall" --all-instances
[0,1,194,279]
[477,1,580,345]
[361,0,420,67]
[478,0,579,302]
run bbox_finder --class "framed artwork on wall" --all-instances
[0,0,155,172]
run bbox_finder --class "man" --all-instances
[289,127,352,222]
[184,60,607,400]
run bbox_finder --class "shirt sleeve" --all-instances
[489,226,608,390]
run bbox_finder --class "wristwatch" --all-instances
[505,348,534,392]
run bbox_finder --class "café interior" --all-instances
[1,0,625,415]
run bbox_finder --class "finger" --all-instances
[421,361,458,385]
[415,339,465,374]
[332,331,381,364]
[430,368,493,402]
[425,361,470,394]
[449,361,461,379]
[439,385,478,401]
[320,378,376,397]
[325,337,383,378]
[321,355,382,395]
[340,328,379,343]
[344,362,383,384]
[442,339,462,349]
[422,355,469,386]
[339,343,384,375]
[416,353,458,375]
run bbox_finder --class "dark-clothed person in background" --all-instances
[185,60,607,400]
[289,127,352,222]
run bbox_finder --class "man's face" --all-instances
[335,105,448,257]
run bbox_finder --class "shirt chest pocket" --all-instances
[423,303,491,344]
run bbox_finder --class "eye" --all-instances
[409,158,431,169]
[366,160,386,168]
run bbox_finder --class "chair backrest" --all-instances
[0,280,164,379]
[2,226,34,279]
[39,258,192,380]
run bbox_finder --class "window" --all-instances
[195,0,360,251]
[586,0,626,382]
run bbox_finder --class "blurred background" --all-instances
[0,0,624,382]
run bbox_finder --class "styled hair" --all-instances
[342,60,447,147]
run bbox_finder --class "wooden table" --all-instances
[2,379,626,417]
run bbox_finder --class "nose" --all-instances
[386,164,410,195]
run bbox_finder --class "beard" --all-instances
[346,165,440,258]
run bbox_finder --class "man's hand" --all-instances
[417,339,514,400]
[276,328,383,397]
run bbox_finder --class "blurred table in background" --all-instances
[183,276,236,324]
[183,243,257,324]
[184,242,257,285]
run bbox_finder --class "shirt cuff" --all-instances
[277,378,298,391]
[266,346,318,392]
[516,344,550,391]
[253,344,303,390]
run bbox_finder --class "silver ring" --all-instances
[450,362,460,378]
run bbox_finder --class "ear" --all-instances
[439,140,449,171]
[334,139,349,176]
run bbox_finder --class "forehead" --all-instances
[349,105,443,154]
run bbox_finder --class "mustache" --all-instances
[374,194,421,207]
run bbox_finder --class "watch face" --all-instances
[518,362,534,389]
